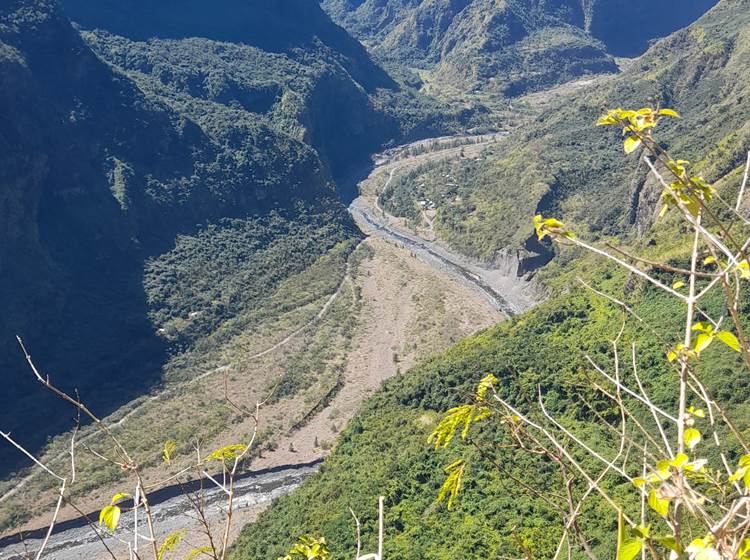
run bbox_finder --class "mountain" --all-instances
[378,0,750,270]
[0,0,464,474]
[229,1,750,557]
[321,0,718,95]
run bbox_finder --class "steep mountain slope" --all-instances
[378,0,750,269]
[62,0,484,179]
[324,0,618,95]
[229,1,750,557]
[322,0,718,95]
[0,0,411,473]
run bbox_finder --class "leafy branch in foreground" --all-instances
[432,107,750,559]
[1,337,268,560]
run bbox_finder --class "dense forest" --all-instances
[0,0,468,473]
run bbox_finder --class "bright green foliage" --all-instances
[533,215,575,241]
[278,536,330,560]
[616,513,643,560]
[727,454,750,488]
[186,547,214,560]
[98,492,131,532]
[162,440,177,465]
[98,505,121,532]
[204,444,247,463]
[157,530,185,560]
[428,374,497,450]
[596,107,680,154]
[436,460,466,510]
[684,427,702,450]
[691,322,741,355]
[647,489,670,517]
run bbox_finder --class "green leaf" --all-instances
[648,488,670,517]
[716,331,740,352]
[619,538,643,560]
[110,492,131,505]
[204,444,247,463]
[185,547,213,560]
[693,333,714,354]
[437,459,466,510]
[654,535,680,553]
[99,505,121,532]
[684,428,702,450]
[158,530,185,560]
[623,136,642,154]
[163,440,177,464]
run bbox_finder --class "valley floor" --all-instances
[0,138,518,557]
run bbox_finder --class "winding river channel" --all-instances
[0,134,538,559]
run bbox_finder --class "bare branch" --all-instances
[735,151,750,213]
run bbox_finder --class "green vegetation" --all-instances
[0,0,474,475]
[232,185,750,560]
[375,1,750,267]
[230,4,750,559]
[323,0,716,93]
[324,0,617,97]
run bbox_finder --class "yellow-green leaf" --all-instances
[475,374,497,401]
[648,489,670,517]
[163,440,177,464]
[658,109,680,118]
[99,504,121,532]
[437,459,466,510]
[716,331,740,352]
[670,453,689,468]
[728,466,748,482]
[739,538,750,558]
[655,535,680,553]
[158,530,185,560]
[111,493,131,505]
[624,136,642,154]
[205,444,247,463]
[618,539,642,560]
[185,547,213,560]
[693,333,714,354]
[684,428,702,450]
[672,281,685,290]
